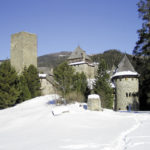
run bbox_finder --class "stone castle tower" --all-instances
[67,46,97,79]
[112,55,139,111]
[11,31,37,73]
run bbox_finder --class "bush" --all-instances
[65,91,85,103]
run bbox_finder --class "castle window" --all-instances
[126,93,128,97]
[129,93,131,97]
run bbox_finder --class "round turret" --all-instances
[112,55,139,111]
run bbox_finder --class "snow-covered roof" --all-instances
[39,73,47,78]
[88,94,100,99]
[69,61,95,67]
[112,71,138,78]
[111,55,139,79]
[69,61,87,65]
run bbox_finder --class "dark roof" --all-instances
[68,46,91,60]
[116,55,135,72]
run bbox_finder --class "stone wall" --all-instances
[114,77,139,110]
[72,63,97,79]
[40,79,56,95]
[11,32,37,74]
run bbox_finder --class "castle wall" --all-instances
[114,77,139,110]
[11,32,37,73]
[72,63,96,79]
[40,79,56,95]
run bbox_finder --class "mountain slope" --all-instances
[38,51,71,68]
[38,49,135,70]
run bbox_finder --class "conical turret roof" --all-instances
[117,55,135,72]
[112,55,138,78]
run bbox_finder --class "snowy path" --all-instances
[102,113,150,150]
[124,114,150,150]
[0,95,150,150]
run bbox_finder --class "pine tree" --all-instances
[133,0,150,110]
[73,72,87,93]
[17,74,31,103]
[54,62,74,97]
[0,61,20,109]
[94,59,113,109]
[54,62,89,102]
[72,72,88,101]
[24,65,41,98]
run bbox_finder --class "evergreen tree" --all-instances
[133,0,150,110]
[94,59,113,109]
[73,72,87,94]
[0,61,20,109]
[54,62,89,102]
[24,65,41,98]
[54,62,74,97]
[72,72,88,101]
[17,73,31,103]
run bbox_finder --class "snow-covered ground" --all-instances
[0,95,150,150]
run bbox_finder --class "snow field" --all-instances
[0,95,150,150]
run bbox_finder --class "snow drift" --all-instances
[0,95,150,150]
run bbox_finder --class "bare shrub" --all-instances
[65,91,85,103]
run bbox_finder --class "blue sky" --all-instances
[0,0,142,60]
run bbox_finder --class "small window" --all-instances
[129,93,131,97]
[126,93,128,97]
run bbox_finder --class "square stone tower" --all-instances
[11,31,37,74]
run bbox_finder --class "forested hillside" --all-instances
[38,51,71,68]
[0,50,135,71]
[38,49,135,70]
[91,49,135,70]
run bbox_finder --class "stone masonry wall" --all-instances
[11,32,37,74]
[72,63,96,79]
[115,77,139,110]
[40,79,56,95]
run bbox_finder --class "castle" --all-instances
[67,46,97,79]
[10,31,139,111]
